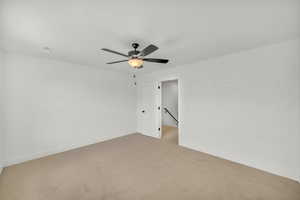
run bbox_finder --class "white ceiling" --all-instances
[1,0,299,73]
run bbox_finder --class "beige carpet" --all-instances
[0,133,299,200]
[161,125,178,145]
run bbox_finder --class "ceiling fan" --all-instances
[101,43,169,69]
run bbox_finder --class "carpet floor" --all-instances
[0,133,299,200]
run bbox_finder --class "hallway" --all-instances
[161,125,178,145]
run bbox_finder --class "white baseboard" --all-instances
[4,133,129,167]
[4,140,102,166]
[5,146,79,167]
[180,141,300,182]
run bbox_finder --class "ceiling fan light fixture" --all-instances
[102,43,167,68]
[128,58,143,68]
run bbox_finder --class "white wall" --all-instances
[2,53,137,166]
[0,50,4,174]
[137,39,300,181]
[162,80,178,127]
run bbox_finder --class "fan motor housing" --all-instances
[128,50,140,56]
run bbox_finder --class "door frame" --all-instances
[156,77,181,143]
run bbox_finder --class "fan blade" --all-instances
[101,48,129,57]
[139,44,158,56]
[106,60,128,64]
[143,58,169,63]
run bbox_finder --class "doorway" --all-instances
[160,79,179,145]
